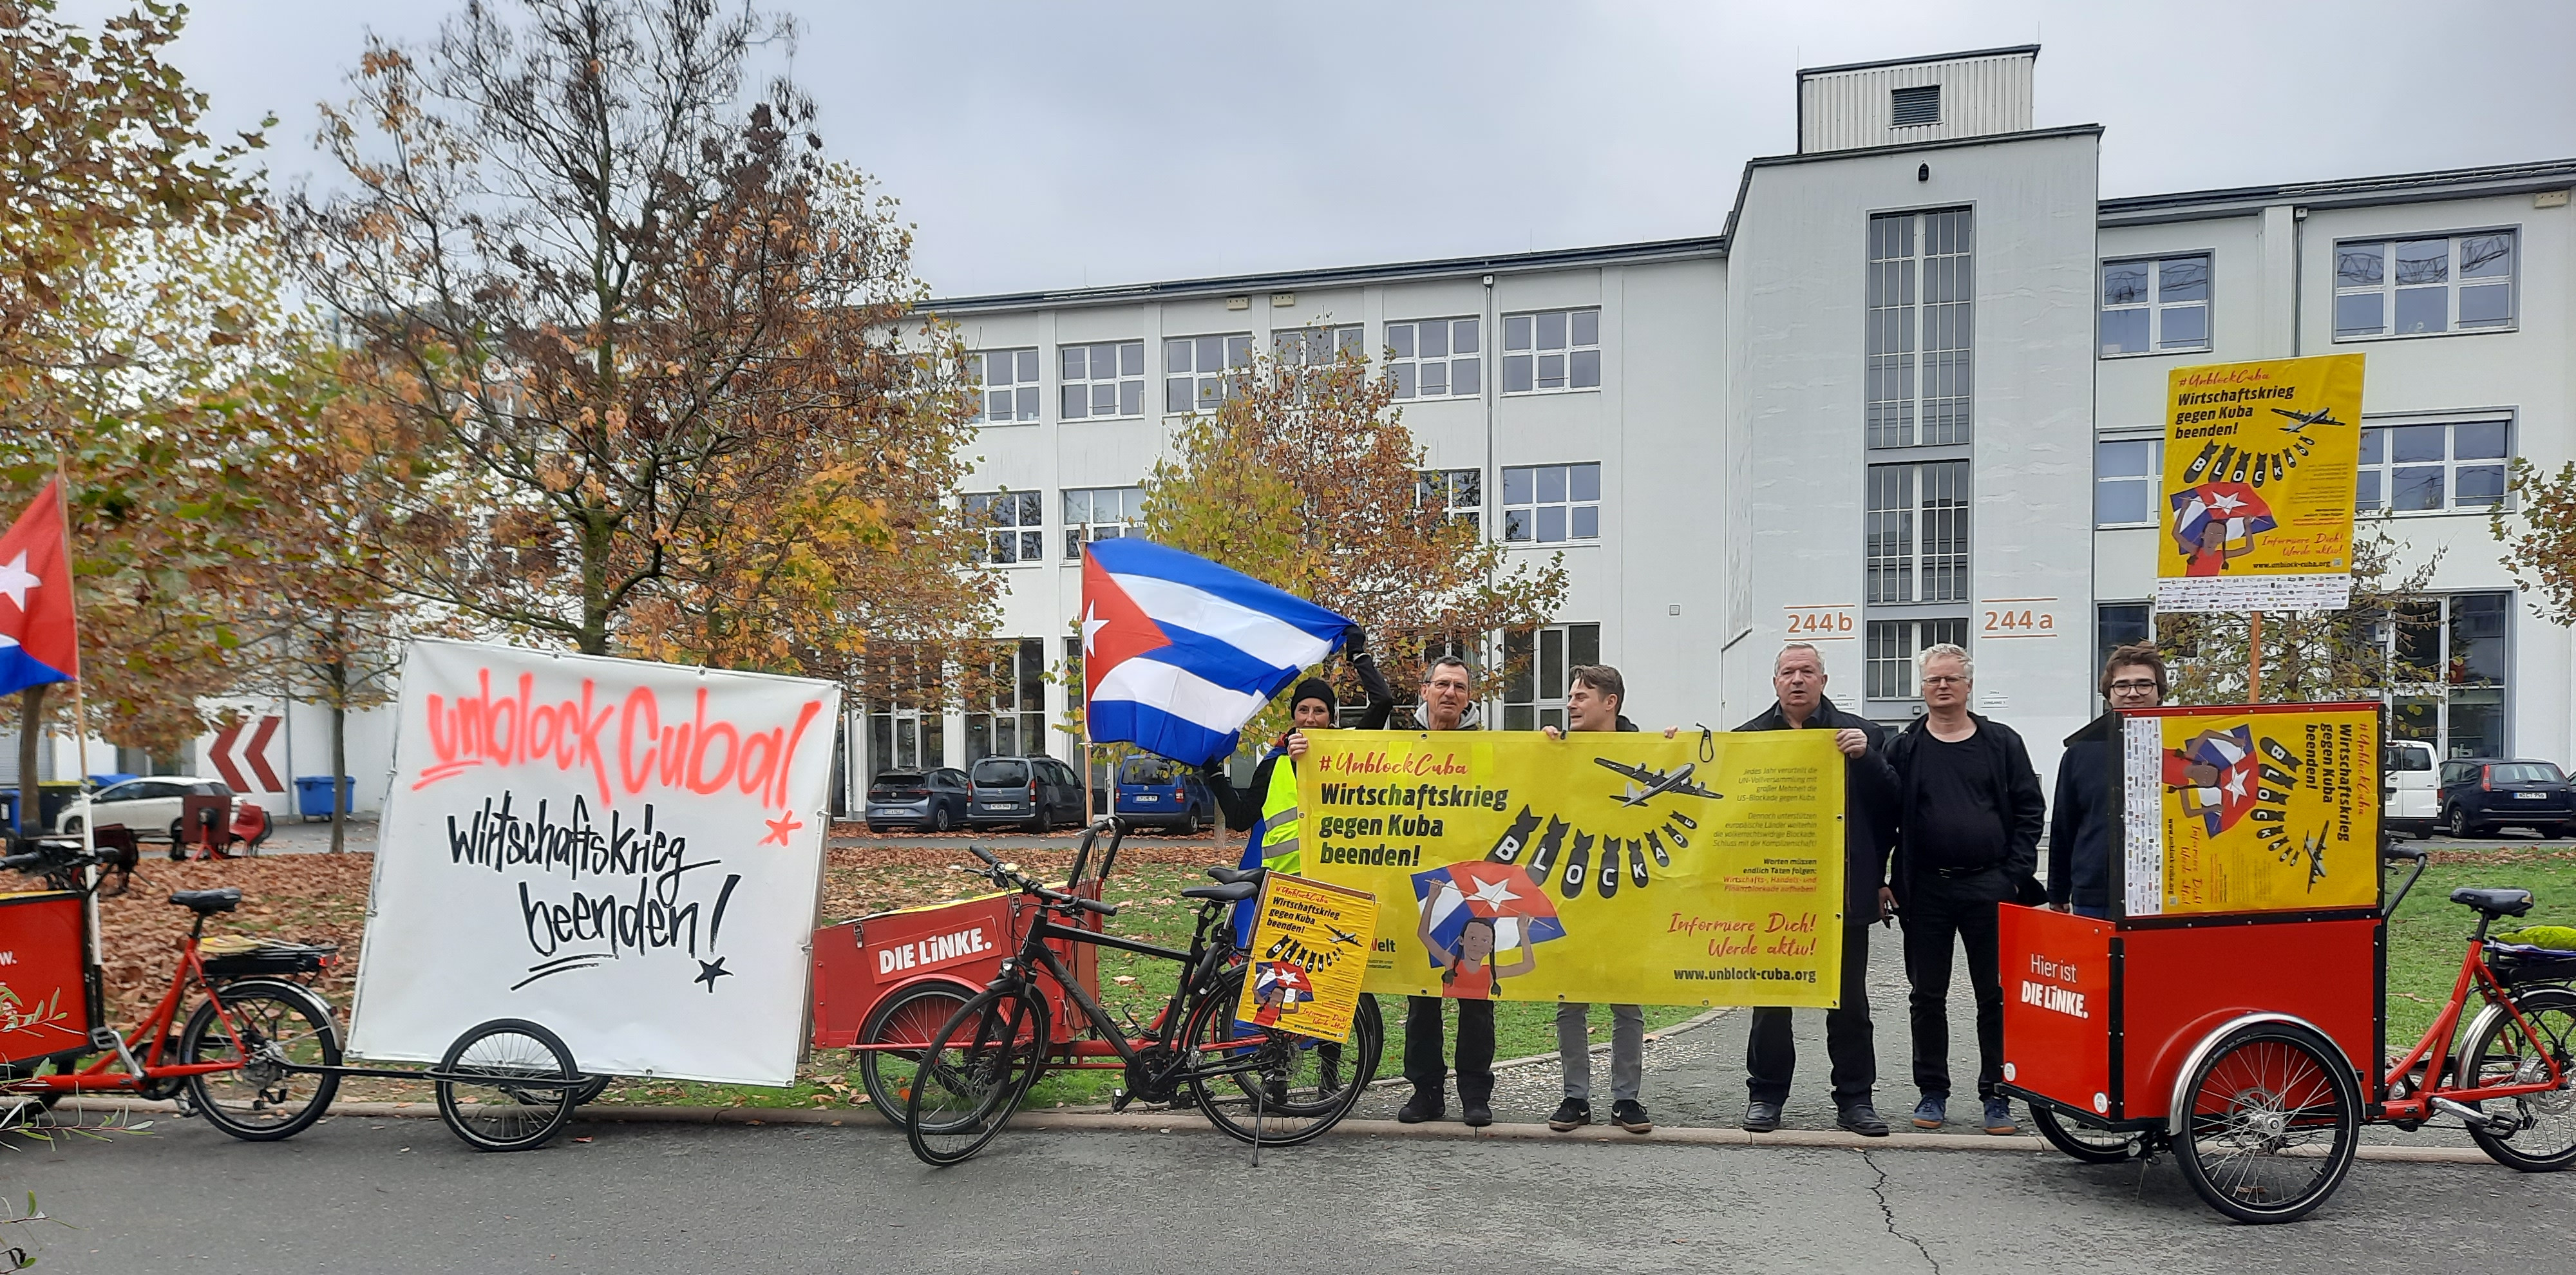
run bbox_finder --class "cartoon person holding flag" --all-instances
[2168,480,2276,577]
[1412,860,1564,1001]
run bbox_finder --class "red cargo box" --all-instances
[0,891,93,1066]
[811,883,1102,1052]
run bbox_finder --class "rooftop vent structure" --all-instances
[1798,46,2036,154]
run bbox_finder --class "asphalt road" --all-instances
[8,1110,2570,1275]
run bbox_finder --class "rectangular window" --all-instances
[866,649,943,774]
[1273,324,1361,369]
[964,638,1048,764]
[963,490,1044,565]
[1062,486,1146,560]
[2096,603,2151,679]
[1501,462,1600,543]
[1865,618,1968,702]
[2099,254,2211,356]
[2095,439,2164,527]
[1866,209,1973,448]
[2356,420,2510,513]
[1058,341,1146,420]
[1865,460,1969,604]
[1387,317,1483,399]
[967,348,1041,424]
[1890,84,1940,127]
[1502,623,1600,733]
[1165,332,1254,413]
[1500,308,1600,395]
[2334,231,2516,339]
[2367,592,2513,759]
[1418,468,1482,531]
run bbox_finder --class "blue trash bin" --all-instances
[294,775,355,821]
[0,791,16,835]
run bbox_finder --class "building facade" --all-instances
[892,44,2576,802]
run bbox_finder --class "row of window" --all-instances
[2094,419,2513,527]
[2099,230,2521,359]
[962,462,1606,564]
[965,308,1603,425]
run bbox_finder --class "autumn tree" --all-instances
[2157,518,2442,705]
[2491,458,2576,626]
[1,0,285,826]
[289,0,996,683]
[1135,331,1569,753]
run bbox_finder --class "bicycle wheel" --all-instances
[2028,1102,2143,1164]
[569,1075,613,1106]
[179,978,343,1142]
[1182,974,1381,1148]
[434,1018,580,1152]
[904,986,1048,1166]
[2463,985,2576,1171]
[857,981,974,1129]
[2173,1023,2360,1223]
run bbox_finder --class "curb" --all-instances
[48,1097,2498,1164]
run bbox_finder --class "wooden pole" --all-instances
[52,453,101,965]
[2247,610,2266,703]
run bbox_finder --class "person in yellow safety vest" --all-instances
[1198,626,1392,944]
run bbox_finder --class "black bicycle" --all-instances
[903,845,1382,1166]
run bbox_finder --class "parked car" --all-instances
[864,767,970,833]
[2435,758,2575,839]
[1113,756,1214,833]
[2383,741,2439,838]
[55,776,236,844]
[965,755,1087,832]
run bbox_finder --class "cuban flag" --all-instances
[2163,726,2258,837]
[0,480,78,699]
[2170,480,2277,551]
[1412,860,1568,968]
[1081,540,1349,766]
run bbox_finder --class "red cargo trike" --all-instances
[2002,703,2576,1223]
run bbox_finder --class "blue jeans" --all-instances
[2072,904,2108,920]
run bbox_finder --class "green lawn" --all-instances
[2383,846,2576,1047]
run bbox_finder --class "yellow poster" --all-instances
[2119,704,2380,916]
[1232,874,1379,1043]
[2156,354,2365,613]
[1298,730,1845,1009]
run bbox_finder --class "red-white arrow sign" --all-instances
[209,715,283,792]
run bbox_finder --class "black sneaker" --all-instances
[1397,1090,1444,1124]
[1547,1098,1591,1131]
[1462,1100,1493,1128]
[1611,1100,1654,1133]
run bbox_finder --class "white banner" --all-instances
[349,639,839,1086]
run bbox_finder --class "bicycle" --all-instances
[902,844,1382,1166]
[1,837,596,1152]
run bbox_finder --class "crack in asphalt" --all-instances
[1859,1148,1942,1274]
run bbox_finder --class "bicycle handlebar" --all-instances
[2382,835,2430,916]
[961,844,1119,918]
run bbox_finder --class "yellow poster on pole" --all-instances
[1233,874,1379,1043]
[2155,354,2365,613]
[1298,730,1846,1009]
[2119,703,2381,917]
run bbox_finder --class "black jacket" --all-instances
[1205,647,1398,832]
[2048,713,2117,911]
[1736,696,1900,915]
[1884,713,2047,904]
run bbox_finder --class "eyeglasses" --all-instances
[2109,680,2161,692]
[1920,675,1968,687]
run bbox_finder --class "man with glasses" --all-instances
[2050,645,2168,920]
[1399,656,1495,1126]
[1884,643,2045,1137]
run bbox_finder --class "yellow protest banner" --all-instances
[2156,354,2365,613]
[1232,875,1379,1043]
[1298,729,1845,1009]
[2119,703,2381,917]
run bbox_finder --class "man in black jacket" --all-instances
[2050,644,2168,920]
[1734,643,1898,1137]
[1884,643,2045,1137]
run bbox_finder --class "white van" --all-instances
[2383,741,2438,838]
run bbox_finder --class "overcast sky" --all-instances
[75,0,2576,299]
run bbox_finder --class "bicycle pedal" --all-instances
[1110,1088,1135,1114]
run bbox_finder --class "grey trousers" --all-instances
[1555,1002,1644,1103]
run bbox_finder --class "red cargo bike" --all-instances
[2001,703,2576,1223]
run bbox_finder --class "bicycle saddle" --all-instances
[1206,865,1264,885]
[2450,887,2533,917]
[168,887,243,914]
[1181,881,1259,903]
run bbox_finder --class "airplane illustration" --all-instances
[2302,828,2329,892]
[1324,924,1365,948]
[2271,405,2349,434]
[1594,757,1723,807]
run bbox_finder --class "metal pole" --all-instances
[51,454,100,966]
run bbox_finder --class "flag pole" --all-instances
[51,453,102,966]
